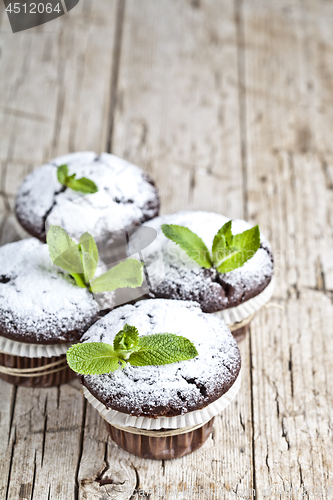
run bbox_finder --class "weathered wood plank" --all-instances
[0,0,117,224]
[33,380,86,499]
[0,1,118,499]
[112,0,245,219]
[0,381,16,500]
[241,0,333,495]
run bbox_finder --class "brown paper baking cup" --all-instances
[0,335,72,358]
[83,373,241,459]
[105,417,215,460]
[214,278,275,341]
[83,371,241,430]
[0,352,75,387]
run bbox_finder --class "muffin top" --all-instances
[133,211,274,313]
[15,152,160,242]
[80,299,241,418]
[0,239,103,344]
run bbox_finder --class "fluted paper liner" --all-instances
[83,369,241,431]
[215,278,275,326]
[0,336,73,359]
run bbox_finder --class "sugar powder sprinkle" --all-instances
[0,239,101,344]
[81,299,241,418]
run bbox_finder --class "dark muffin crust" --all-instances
[0,239,109,344]
[80,299,241,418]
[148,242,273,313]
[15,152,160,242]
[132,211,274,313]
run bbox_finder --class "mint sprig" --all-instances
[46,225,144,293]
[57,164,98,194]
[90,259,145,293]
[66,324,198,375]
[161,224,212,269]
[161,221,260,273]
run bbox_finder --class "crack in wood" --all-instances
[29,449,37,500]
[74,398,87,500]
[107,0,126,154]
[5,427,16,500]
[248,327,257,498]
[235,0,248,220]
[288,346,294,398]
[8,386,17,447]
[41,395,48,467]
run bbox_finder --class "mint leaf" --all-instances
[214,224,260,273]
[57,164,98,194]
[70,272,87,289]
[53,246,84,274]
[128,333,198,366]
[47,226,145,293]
[161,220,261,274]
[57,164,69,185]
[233,225,260,250]
[90,259,144,294]
[47,225,83,274]
[66,327,198,375]
[212,220,233,264]
[79,232,99,283]
[66,342,120,375]
[113,324,139,352]
[161,224,212,269]
[47,225,76,261]
[67,177,98,194]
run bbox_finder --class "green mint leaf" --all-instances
[57,164,98,194]
[57,164,69,185]
[215,224,260,273]
[66,329,198,375]
[161,224,212,269]
[79,232,99,283]
[233,224,260,250]
[66,342,120,375]
[70,273,87,289]
[113,324,139,353]
[66,173,77,183]
[212,220,233,265]
[66,176,98,194]
[128,333,198,367]
[47,225,83,274]
[90,259,144,294]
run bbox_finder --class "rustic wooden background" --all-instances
[1,0,333,499]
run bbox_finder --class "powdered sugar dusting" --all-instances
[136,211,274,312]
[81,299,241,417]
[15,152,159,241]
[0,239,101,344]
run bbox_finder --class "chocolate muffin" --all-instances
[79,299,241,459]
[15,152,160,243]
[131,211,274,341]
[0,238,110,386]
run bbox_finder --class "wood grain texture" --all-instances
[0,0,117,243]
[112,0,245,219]
[241,0,333,496]
[1,0,333,498]
[0,1,118,499]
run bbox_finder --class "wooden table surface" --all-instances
[1,1,333,498]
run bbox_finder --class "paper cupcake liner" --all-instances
[105,419,215,459]
[215,277,275,326]
[83,369,241,431]
[0,335,73,359]
[0,352,75,387]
